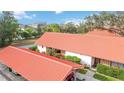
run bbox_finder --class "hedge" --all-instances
[93,73,118,81]
[63,55,81,64]
[78,69,88,74]
[96,64,124,80]
[118,69,124,80]
[29,45,40,52]
[29,45,37,51]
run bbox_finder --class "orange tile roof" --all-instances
[0,46,82,81]
[35,29,124,64]
[88,29,120,37]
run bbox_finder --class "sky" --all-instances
[1,11,99,25]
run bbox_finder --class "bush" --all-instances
[84,66,90,69]
[29,45,37,51]
[64,55,81,64]
[53,53,61,58]
[46,48,62,58]
[96,64,124,80]
[96,64,110,75]
[36,48,40,52]
[21,31,32,39]
[29,45,40,52]
[78,69,87,74]
[118,69,124,80]
[93,73,117,81]
[111,66,120,78]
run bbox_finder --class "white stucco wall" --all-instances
[37,45,46,53]
[65,51,92,67]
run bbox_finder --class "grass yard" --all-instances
[93,72,120,81]
[0,38,38,50]
[11,38,38,47]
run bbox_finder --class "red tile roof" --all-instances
[35,29,124,64]
[0,46,82,81]
[88,29,120,37]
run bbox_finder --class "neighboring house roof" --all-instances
[0,46,82,81]
[35,29,124,64]
[87,29,120,37]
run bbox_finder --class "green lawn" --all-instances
[11,38,38,47]
[93,72,120,81]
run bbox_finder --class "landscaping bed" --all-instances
[96,64,124,80]
[78,68,88,74]
[63,55,81,64]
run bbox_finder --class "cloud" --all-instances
[54,11,63,14]
[14,11,36,20]
[64,18,82,25]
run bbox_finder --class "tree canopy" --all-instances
[83,11,124,35]
[0,11,19,47]
[1,11,124,47]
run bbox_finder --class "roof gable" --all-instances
[87,29,120,37]
[0,46,82,80]
[35,30,124,64]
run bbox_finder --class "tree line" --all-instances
[1,11,124,47]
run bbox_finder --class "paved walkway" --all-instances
[76,70,98,81]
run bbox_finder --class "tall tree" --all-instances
[60,22,77,33]
[77,23,89,33]
[37,24,42,35]
[0,11,19,47]
[45,24,61,32]
[83,11,124,35]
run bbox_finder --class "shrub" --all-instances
[21,31,32,39]
[96,64,109,75]
[118,69,124,80]
[53,53,61,58]
[29,45,39,52]
[78,69,87,74]
[84,66,90,69]
[36,48,40,52]
[64,55,81,64]
[46,48,53,56]
[111,66,120,78]
[96,64,124,80]
[106,69,113,77]
[46,48,62,58]
[29,45,37,51]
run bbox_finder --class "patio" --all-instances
[76,70,98,81]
